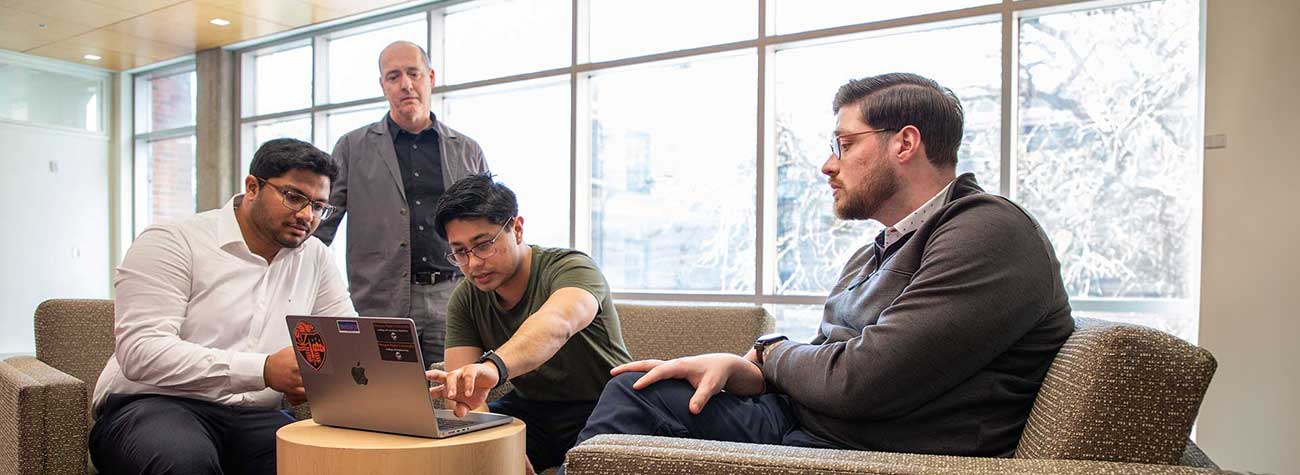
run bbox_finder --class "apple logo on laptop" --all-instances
[351,362,368,386]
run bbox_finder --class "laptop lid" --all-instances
[289,315,463,437]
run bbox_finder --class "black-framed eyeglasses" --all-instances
[256,178,337,220]
[830,128,897,159]
[445,219,514,267]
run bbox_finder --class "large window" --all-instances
[1016,0,1201,338]
[133,65,197,233]
[236,0,1203,343]
[589,53,757,292]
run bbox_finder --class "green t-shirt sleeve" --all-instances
[545,251,611,313]
[444,281,483,349]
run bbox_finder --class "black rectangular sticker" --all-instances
[373,323,415,343]
[374,322,418,363]
[378,342,419,363]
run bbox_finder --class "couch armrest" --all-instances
[426,362,513,409]
[565,435,1238,475]
[1,356,89,475]
[1,359,45,475]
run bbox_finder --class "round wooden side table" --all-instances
[277,418,525,475]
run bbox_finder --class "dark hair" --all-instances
[832,73,964,169]
[434,173,519,239]
[249,138,339,182]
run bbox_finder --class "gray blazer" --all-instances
[315,115,489,317]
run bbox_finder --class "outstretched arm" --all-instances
[433,287,599,416]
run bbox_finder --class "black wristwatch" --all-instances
[477,350,509,389]
[753,333,789,365]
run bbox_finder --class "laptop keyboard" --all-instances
[437,417,476,430]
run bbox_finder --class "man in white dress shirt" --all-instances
[89,138,357,475]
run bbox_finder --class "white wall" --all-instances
[1198,0,1300,472]
[0,56,112,354]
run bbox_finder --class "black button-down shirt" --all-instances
[387,113,456,276]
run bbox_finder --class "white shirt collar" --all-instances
[217,195,245,250]
[883,179,956,249]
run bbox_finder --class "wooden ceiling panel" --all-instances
[6,0,137,30]
[3,0,432,70]
[0,7,95,51]
[80,0,187,15]
[60,29,193,61]
[307,0,415,18]
[104,1,289,51]
[27,40,156,70]
[200,0,345,29]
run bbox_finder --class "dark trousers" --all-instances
[488,391,597,471]
[576,372,838,448]
[89,394,295,475]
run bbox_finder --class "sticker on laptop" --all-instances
[292,321,328,371]
[374,322,419,363]
[373,323,414,343]
[337,319,360,333]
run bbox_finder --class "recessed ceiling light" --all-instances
[83,54,102,61]
[209,18,231,26]
[36,23,48,29]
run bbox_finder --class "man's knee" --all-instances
[93,429,221,475]
[605,371,642,394]
[602,371,694,405]
[91,397,223,475]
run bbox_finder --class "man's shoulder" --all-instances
[334,119,384,149]
[938,192,1042,233]
[434,121,484,154]
[148,207,222,240]
[924,192,1056,264]
[534,246,599,271]
[434,120,475,142]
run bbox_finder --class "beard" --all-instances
[834,151,900,221]
[251,197,310,249]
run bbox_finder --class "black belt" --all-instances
[411,271,456,285]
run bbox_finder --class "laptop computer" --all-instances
[286,315,513,438]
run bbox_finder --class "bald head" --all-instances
[378,41,432,73]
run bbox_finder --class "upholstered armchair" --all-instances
[564,318,1234,474]
[1,299,114,475]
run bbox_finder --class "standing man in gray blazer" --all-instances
[315,40,489,365]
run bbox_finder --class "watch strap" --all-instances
[754,333,788,365]
[477,350,508,389]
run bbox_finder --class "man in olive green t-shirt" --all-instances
[425,174,631,474]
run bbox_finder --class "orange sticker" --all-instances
[293,321,327,371]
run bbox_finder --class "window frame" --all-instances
[130,61,199,237]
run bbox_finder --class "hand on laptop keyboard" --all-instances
[426,363,499,417]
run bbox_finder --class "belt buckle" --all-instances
[413,271,453,285]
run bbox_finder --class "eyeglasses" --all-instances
[830,128,897,159]
[256,178,337,220]
[445,219,514,267]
